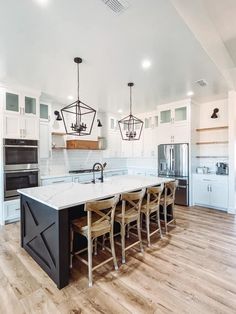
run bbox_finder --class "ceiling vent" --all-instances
[196,79,208,87]
[101,0,130,14]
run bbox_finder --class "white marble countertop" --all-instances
[18,175,172,210]
[40,168,127,180]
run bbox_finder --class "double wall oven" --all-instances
[4,139,39,200]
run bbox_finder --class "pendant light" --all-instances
[118,82,143,141]
[61,57,96,136]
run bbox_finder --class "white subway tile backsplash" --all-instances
[40,150,127,176]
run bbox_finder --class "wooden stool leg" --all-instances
[127,223,130,239]
[146,214,151,247]
[141,213,144,231]
[110,231,118,270]
[87,234,93,287]
[94,238,98,256]
[164,205,168,234]
[70,228,74,268]
[121,223,126,264]
[157,209,163,238]
[102,234,106,250]
[137,215,143,253]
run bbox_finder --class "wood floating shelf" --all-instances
[196,141,229,145]
[196,126,228,132]
[66,140,99,150]
[52,132,67,136]
[195,156,228,159]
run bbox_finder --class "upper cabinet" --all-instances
[159,102,188,126]
[3,88,40,140]
[40,103,51,121]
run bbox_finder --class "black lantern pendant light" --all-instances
[118,82,143,141]
[61,57,96,136]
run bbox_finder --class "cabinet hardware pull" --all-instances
[52,180,65,184]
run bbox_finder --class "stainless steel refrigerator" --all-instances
[158,143,189,206]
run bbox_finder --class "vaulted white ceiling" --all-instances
[0,0,234,113]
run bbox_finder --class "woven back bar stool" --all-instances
[70,195,119,287]
[141,184,164,246]
[114,189,145,264]
[160,180,178,234]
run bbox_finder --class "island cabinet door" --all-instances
[20,196,69,289]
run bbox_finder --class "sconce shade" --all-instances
[211,108,219,119]
[97,119,103,127]
[54,110,62,121]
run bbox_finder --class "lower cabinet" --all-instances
[4,199,20,223]
[193,174,228,211]
[41,176,73,186]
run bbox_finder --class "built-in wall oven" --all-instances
[4,139,39,199]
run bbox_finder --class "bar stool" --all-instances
[70,195,119,287]
[141,184,164,246]
[114,189,145,264]
[160,180,178,234]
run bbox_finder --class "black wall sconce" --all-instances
[97,119,102,127]
[54,110,62,121]
[211,108,219,119]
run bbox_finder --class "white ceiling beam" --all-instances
[170,0,236,90]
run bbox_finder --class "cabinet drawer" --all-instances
[41,176,73,186]
[4,199,20,221]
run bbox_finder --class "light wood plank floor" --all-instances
[0,205,236,313]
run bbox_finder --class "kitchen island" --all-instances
[18,175,172,289]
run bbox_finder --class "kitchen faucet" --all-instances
[92,162,106,183]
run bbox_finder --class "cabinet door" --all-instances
[24,117,39,139]
[158,126,173,144]
[5,92,20,113]
[40,103,50,121]
[4,114,21,138]
[173,125,189,143]
[160,109,171,124]
[174,106,187,124]
[24,96,37,116]
[40,122,50,159]
[210,182,228,210]
[193,180,210,206]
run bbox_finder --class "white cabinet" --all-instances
[159,103,188,126]
[4,199,20,222]
[105,170,128,177]
[41,176,73,186]
[193,174,228,211]
[3,89,40,139]
[4,114,22,138]
[40,122,50,159]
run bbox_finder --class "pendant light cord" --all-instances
[77,62,80,101]
[130,85,132,115]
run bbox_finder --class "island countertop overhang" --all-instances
[18,175,173,210]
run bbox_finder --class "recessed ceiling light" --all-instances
[118,109,123,113]
[67,95,74,100]
[142,59,151,69]
[34,0,49,7]
[187,91,194,97]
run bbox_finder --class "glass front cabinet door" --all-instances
[6,92,19,113]
[174,106,187,123]
[160,109,171,124]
